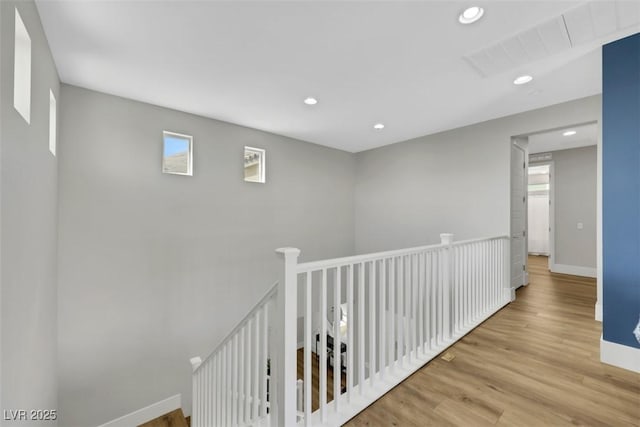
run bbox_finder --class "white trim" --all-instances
[550,263,596,278]
[96,394,181,427]
[594,301,602,322]
[600,336,640,373]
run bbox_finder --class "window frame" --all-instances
[49,90,56,156]
[244,146,266,183]
[14,8,31,124]
[162,131,193,176]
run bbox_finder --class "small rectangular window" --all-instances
[244,146,265,183]
[49,90,56,156]
[162,131,193,176]
[14,8,31,123]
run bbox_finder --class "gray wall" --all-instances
[57,85,355,427]
[550,146,597,269]
[0,0,59,425]
[354,95,601,254]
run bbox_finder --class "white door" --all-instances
[511,142,527,288]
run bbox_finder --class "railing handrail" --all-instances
[296,234,509,273]
[451,235,509,247]
[194,280,279,374]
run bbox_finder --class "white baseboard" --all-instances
[550,263,597,278]
[600,336,640,373]
[594,301,602,322]
[96,394,181,427]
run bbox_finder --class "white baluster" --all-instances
[412,254,418,359]
[405,255,411,361]
[244,321,251,424]
[491,240,496,305]
[409,255,415,362]
[347,264,354,403]
[398,256,404,368]
[480,241,485,315]
[418,252,426,356]
[380,259,386,379]
[232,335,238,427]
[320,268,327,420]
[464,245,469,327]
[358,262,365,393]
[474,243,479,319]
[261,305,268,420]
[456,247,461,334]
[369,261,376,386]
[223,344,229,426]
[217,352,222,426]
[389,257,396,370]
[253,311,260,421]
[425,252,432,351]
[334,266,341,411]
[304,272,312,426]
[239,328,244,425]
[207,360,212,427]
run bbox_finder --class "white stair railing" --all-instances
[191,235,511,427]
[189,247,300,427]
[294,233,510,426]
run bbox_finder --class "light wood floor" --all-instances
[138,409,188,427]
[344,255,640,426]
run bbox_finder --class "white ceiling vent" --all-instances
[464,1,640,78]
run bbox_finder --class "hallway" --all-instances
[345,256,640,426]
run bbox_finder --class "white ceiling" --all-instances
[528,122,598,154]
[35,1,640,153]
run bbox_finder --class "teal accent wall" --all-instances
[602,32,640,349]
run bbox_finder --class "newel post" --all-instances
[189,357,202,427]
[440,233,454,340]
[505,237,515,302]
[274,247,300,427]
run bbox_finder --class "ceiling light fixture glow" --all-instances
[303,97,318,105]
[373,123,385,130]
[513,75,533,85]
[458,6,484,24]
[563,130,577,136]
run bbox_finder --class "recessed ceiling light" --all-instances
[513,75,533,85]
[458,6,484,24]
[373,123,385,130]
[563,130,577,136]
[303,97,318,105]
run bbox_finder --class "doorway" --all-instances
[527,162,554,270]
